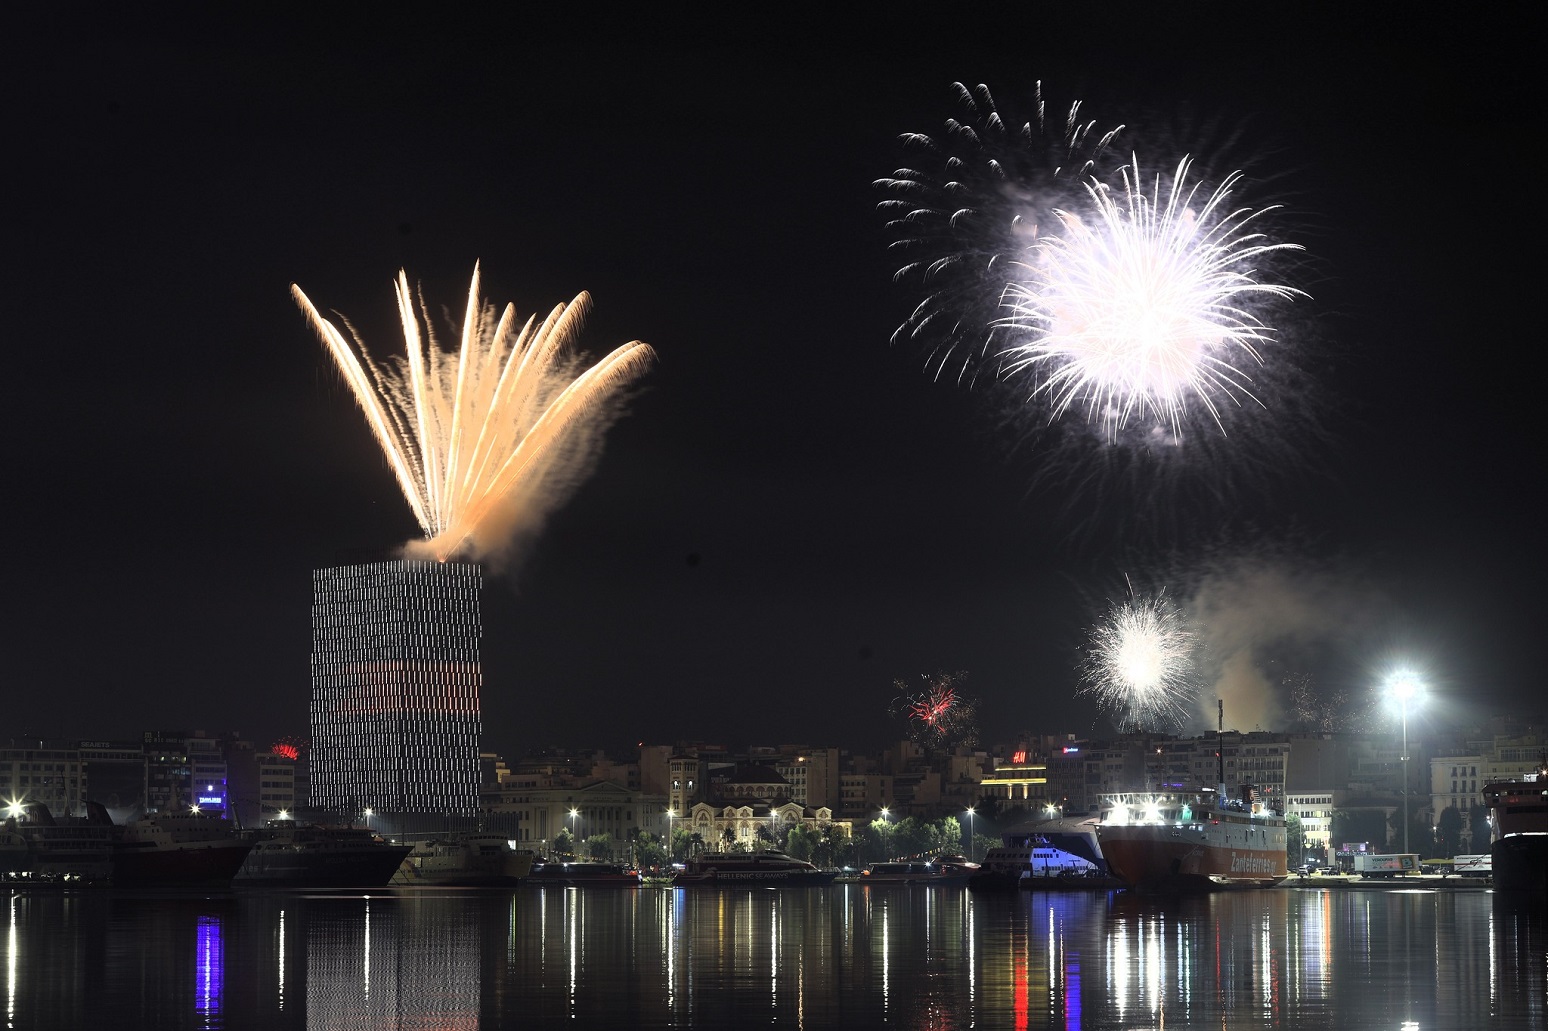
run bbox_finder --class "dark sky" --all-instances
[6,9,1539,757]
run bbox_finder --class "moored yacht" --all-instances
[672,850,838,887]
[527,860,641,887]
[861,859,976,885]
[403,833,535,886]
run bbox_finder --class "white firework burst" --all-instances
[1000,157,1305,442]
[1081,587,1200,731]
[875,82,1123,385]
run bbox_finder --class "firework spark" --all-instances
[891,671,980,750]
[1000,157,1304,442]
[293,265,654,562]
[875,82,1123,385]
[1080,587,1199,731]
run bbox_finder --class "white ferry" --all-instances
[1095,788,1288,891]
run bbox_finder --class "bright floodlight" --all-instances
[1387,669,1422,704]
[4,799,23,820]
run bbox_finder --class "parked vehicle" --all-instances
[1353,853,1419,878]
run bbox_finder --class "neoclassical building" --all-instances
[681,765,850,849]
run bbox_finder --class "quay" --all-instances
[1282,873,1492,892]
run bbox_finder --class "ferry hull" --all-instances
[1491,835,1548,895]
[1097,831,1287,890]
[113,842,253,888]
[235,844,412,888]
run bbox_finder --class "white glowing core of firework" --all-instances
[1082,591,1198,731]
[293,265,654,562]
[1002,158,1303,440]
[1114,634,1170,690]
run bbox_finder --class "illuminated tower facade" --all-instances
[309,560,482,816]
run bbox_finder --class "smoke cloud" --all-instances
[1181,550,1390,733]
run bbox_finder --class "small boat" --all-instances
[672,849,838,887]
[403,833,535,886]
[861,860,975,886]
[235,823,412,888]
[967,834,1123,891]
[527,860,641,887]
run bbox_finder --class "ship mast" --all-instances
[1217,700,1226,805]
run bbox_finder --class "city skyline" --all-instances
[6,10,1539,759]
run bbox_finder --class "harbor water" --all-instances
[5,884,1544,1029]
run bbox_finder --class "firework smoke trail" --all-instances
[890,671,980,750]
[875,82,1123,385]
[1080,587,1200,732]
[999,157,1305,443]
[293,265,654,562]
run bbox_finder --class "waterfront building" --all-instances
[309,560,482,820]
[228,746,299,827]
[1223,733,1290,800]
[1284,791,1338,858]
[838,772,895,819]
[774,747,842,810]
[0,742,85,817]
[481,775,666,856]
[77,739,146,821]
[684,799,849,850]
[143,730,193,814]
[978,751,1050,809]
[188,735,229,816]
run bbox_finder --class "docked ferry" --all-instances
[111,812,254,888]
[234,824,412,888]
[403,833,535,886]
[1481,757,1548,895]
[1095,788,1288,891]
[672,850,838,887]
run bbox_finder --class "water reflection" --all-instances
[0,886,1541,1029]
[193,914,222,1027]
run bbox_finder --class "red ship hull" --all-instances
[113,841,253,888]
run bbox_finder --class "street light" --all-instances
[569,808,581,858]
[666,809,677,862]
[363,807,374,832]
[1387,670,1423,856]
[965,806,976,862]
[880,807,891,861]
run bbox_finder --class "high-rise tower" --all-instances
[309,560,482,816]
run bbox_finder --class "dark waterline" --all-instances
[5,885,1544,1029]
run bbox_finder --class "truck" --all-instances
[1453,854,1492,877]
[1353,853,1420,878]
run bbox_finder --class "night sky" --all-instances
[7,10,1539,757]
